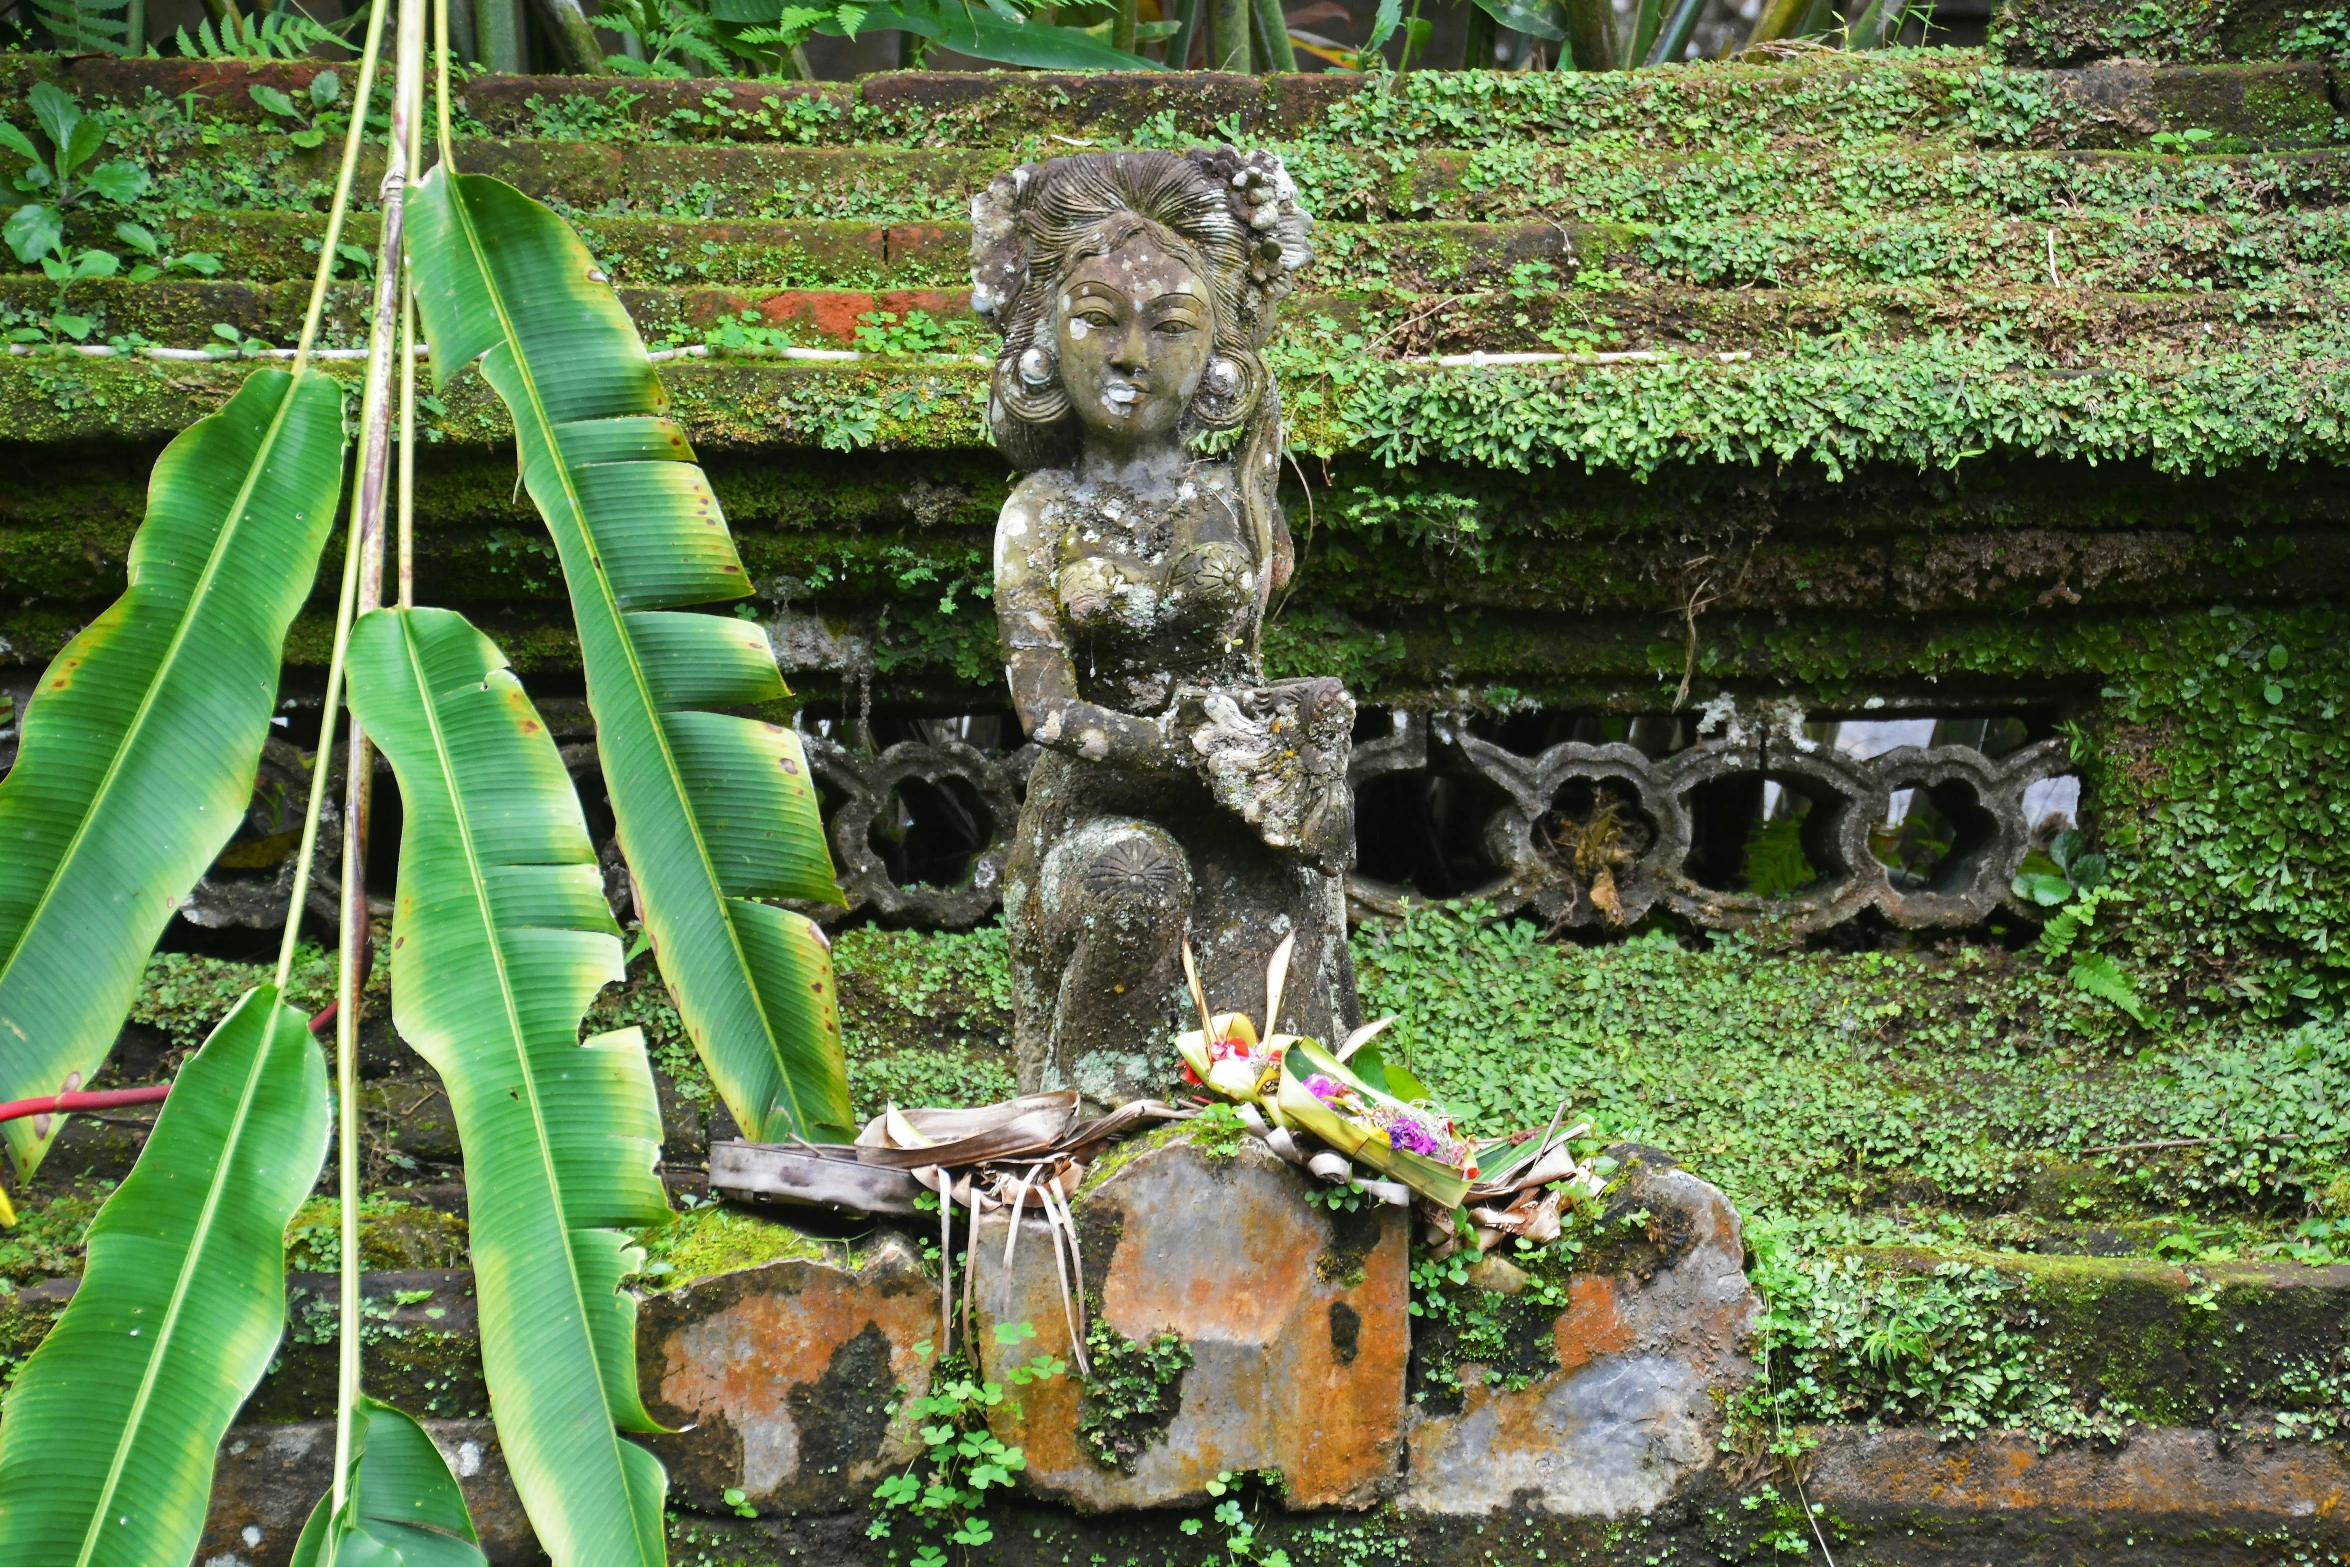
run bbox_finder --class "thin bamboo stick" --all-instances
[327,0,429,1520]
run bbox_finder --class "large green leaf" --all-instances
[406,168,854,1145]
[0,984,328,1567]
[289,1396,488,1567]
[826,0,1165,67]
[347,605,670,1567]
[0,368,346,1181]
[709,0,1165,66]
[1468,0,1564,39]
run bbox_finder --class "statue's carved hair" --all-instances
[969,148,1313,594]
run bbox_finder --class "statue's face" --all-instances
[1053,237,1214,449]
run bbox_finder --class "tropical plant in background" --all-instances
[0,0,854,1560]
[10,0,1927,77]
[2014,828,2157,1028]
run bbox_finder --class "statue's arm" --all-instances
[995,488,1185,772]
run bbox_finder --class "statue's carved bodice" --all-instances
[1026,465,1260,716]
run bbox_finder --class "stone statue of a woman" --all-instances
[975,148,1361,1106]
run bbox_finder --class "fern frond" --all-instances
[2068,952,2154,1029]
[175,9,339,57]
[2036,906,2084,963]
[33,0,129,54]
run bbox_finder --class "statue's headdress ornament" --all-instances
[969,148,1313,469]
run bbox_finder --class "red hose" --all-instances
[0,1085,172,1124]
[0,999,342,1126]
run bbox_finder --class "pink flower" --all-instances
[1304,1074,1341,1103]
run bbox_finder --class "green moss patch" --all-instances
[633,1201,838,1290]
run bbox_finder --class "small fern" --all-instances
[2067,952,2154,1029]
[32,0,130,55]
[173,11,343,59]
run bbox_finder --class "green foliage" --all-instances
[288,1396,487,1567]
[1408,1232,1579,1402]
[1295,325,2350,483]
[2094,605,2350,1016]
[0,1183,114,1290]
[246,71,346,150]
[172,10,346,59]
[1354,904,2348,1226]
[409,167,855,1144]
[2014,838,2157,1029]
[2280,7,2350,56]
[629,1198,832,1289]
[349,605,673,1567]
[868,1322,1063,1559]
[31,0,128,55]
[130,946,344,1049]
[1740,1224,2121,1441]
[0,367,345,1181]
[283,1195,472,1273]
[1076,1322,1192,1470]
[3,84,150,269]
[0,987,328,1567]
[1739,816,1816,899]
[851,308,970,357]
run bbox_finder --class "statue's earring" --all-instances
[1189,351,1260,432]
[997,334,1070,425]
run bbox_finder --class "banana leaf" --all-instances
[0,984,328,1567]
[1468,0,1564,42]
[406,167,855,1146]
[1276,1036,1476,1207]
[346,605,670,1567]
[709,0,1166,67]
[289,1396,488,1567]
[0,368,346,1181]
[816,0,1169,68]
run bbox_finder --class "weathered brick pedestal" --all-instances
[634,1231,939,1514]
[973,1131,1412,1511]
[1403,1151,1760,1517]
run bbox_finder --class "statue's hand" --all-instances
[1174,678,1356,875]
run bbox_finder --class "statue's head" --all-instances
[971,148,1314,472]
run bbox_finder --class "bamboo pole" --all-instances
[326,0,427,1520]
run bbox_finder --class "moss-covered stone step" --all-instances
[203,1418,535,1567]
[49,135,2350,239]
[32,203,2350,312]
[27,272,2335,371]
[1808,1426,2350,1557]
[1994,0,2326,68]
[0,1268,488,1425]
[1860,1245,2350,1429]
[192,1421,2350,1567]
[8,319,2349,470]
[2,562,2328,706]
[14,54,2345,154]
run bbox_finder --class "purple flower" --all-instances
[1386,1114,1442,1158]
[1304,1074,1341,1103]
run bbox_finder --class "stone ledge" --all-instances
[1808,1424,2350,1531]
[10,57,2343,151]
[12,332,2350,471]
[200,1418,535,1567]
[186,1421,2350,1565]
[1858,1245,2350,1426]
